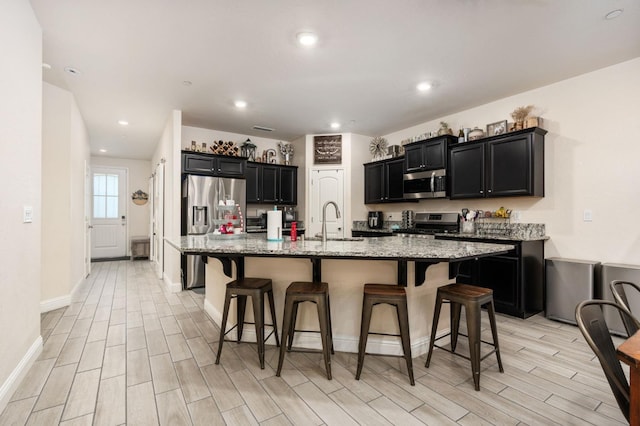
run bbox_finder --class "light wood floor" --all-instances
[0,260,628,425]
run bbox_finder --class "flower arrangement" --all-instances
[511,105,534,123]
[278,142,294,164]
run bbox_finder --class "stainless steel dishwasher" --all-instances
[545,258,600,325]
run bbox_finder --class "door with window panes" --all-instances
[91,167,127,259]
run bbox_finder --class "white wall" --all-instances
[152,110,182,291]
[41,83,72,305]
[363,57,640,264]
[0,0,43,412]
[41,83,90,309]
[90,156,151,240]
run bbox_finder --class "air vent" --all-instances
[252,125,275,132]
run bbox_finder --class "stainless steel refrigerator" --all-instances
[181,174,246,289]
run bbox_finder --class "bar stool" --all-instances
[425,283,504,391]
[276,281,334,379]
[356,283,415,385]
[215,277,279,369]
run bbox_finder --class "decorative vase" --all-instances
[284,153,291,165]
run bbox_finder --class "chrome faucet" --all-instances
[321,201,341,242]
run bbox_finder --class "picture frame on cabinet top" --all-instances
[487,120,508,136]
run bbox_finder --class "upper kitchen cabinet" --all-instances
[182,151,246,177]
[449,127,546,199]
[247,162,298,205]
[364,157,405,204]
[404,135,457,173]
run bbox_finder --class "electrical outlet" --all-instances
[511,210,521,222]
[583,209,593,222]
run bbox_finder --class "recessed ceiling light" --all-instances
[64,66,80,75]
[234,100,247,109]
[42,63,51,70]
[605,9,623,20]
[297,32,318,47]
[182,80,192,86]
[99,149,107,153]
[330,122,341,129]
[416,81,432,92]
[118,120,129,126]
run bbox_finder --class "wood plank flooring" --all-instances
[0,260,628,425]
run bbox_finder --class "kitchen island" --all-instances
[167,234,514,356]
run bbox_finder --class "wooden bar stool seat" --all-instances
[216,277,279,369]
[276,281,334,379]
[425,283,504,391]
[356,283,414,385]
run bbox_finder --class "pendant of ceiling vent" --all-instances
[253,125,275,132]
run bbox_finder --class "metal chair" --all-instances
[575,300,640,423]
[610,280,640,336]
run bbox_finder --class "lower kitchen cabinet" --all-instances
[441,237,545,318]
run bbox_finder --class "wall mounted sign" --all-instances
[132,189,149,206]
[314,135,342,164]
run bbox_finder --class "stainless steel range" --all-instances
[393,212,459,237]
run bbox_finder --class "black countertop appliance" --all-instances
[368,211,384,229]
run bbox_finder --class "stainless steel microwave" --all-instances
[403,169,447,199]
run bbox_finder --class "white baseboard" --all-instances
[40,275,86,313]
[0,336,43,414]
[40,295,70,313]
[203,298,447,357]
[163,272,182,293]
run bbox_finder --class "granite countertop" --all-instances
[167,233,514,262]
[352,221,548,241]
[438,223,548,241]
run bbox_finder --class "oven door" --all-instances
[403,169,447,199]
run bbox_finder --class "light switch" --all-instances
[23,206,33,223]
[583,209,593,222]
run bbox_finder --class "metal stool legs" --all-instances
[426,283,503,391]
[215,278,279,369]
[276,282,333,380]
[356,284,414,386]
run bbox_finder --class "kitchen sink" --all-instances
[304,237,364,242]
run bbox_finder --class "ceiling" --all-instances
[30,0,640,160]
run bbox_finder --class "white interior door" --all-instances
[149,175,154,262]
[309,168,345,238]
[84,161,91,275]
[91,167,128,259]
[153,162,165,279]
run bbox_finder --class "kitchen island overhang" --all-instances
[167,234,515,286]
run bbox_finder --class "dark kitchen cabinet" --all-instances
[440,236,545,318]
[245,163,260,203]
[247,162,297,205]
[364,157,405,203]
[449,127,546,199]
[404,135,456,173]
[449,143,485,198]
[182,151,246,177]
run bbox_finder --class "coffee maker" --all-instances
[368,211,383,229]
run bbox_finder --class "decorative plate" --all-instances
[369,137,388,158]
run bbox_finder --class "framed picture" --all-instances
[314,135,342,164]
[486,120,508,136]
